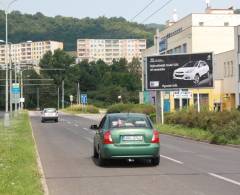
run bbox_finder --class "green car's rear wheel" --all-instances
[151,156,160,166]
[98,149,106,166]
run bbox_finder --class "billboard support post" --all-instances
[161,91,164,124]
[197,90,200,112]
[179,89,183,110]
[155,91,161,124]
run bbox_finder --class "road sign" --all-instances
[12,93,20,104]
[12,83,20,94]
[70,95,73,102]
[20,97,25,103]
[146,53,213,90]
[173,91,193,99]
[81,94,87,104]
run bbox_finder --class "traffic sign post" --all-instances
[81,94,87,105]
[70,95,73,107]
[81,94,87,112]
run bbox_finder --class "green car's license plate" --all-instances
[122,135,143,141]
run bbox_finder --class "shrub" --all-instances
[165,109,240,144]
[107,104,155,115]
[65,104,99,114]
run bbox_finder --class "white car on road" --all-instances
[41,108,58,123]
[173,60,210,85]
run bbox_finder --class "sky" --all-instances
[0,0,239,24]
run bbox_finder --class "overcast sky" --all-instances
[0,0,239,24]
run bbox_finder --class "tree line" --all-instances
[0,50,142,109]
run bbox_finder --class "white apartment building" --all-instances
[157,7,240,55]
[77,39,146,64]
[0,40,63,67]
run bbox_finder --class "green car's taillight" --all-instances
[151,130,160,143]
[104,131,113,144]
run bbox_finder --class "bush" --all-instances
[64,104,99,114]
[107,103,155,115]
[165,109,240,145]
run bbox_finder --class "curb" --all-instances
[29,112,49,195]
[160,132,240,149]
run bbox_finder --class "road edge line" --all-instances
[208,173,240,186]
[29,111,49,195]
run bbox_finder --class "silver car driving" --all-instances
[41,108,58,123]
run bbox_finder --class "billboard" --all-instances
[146,53,213,90]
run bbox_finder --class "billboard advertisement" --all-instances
[146,53,213,90]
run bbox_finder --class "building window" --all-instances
[182,43,187,53]
[224,22,229,26]
[238,35,240,53]
[231,61,233,77]
[224,62,227,77]
[199,22,204,26]
[239,64,240,81]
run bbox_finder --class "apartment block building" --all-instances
[77,39,146,64]
[0,40,63,67]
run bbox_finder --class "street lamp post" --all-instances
[3,0,19,127]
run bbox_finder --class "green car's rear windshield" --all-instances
[108,115,152,129]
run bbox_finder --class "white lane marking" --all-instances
[83,128,88,131]
[84,137,93,143]
[160,155,184,164]
[208,173,240,186]
[74,124,79,127]
[67,121,71,124]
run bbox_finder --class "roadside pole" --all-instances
[179,89,183,110]
[36,87,40,110]
[62,80,64,109]
[197,89,200,112]
[57,87,59,110]
[161,91,164,124]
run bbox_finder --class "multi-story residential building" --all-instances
[142,7,240,111]
[77,39,146,64]
[0,40,63,68]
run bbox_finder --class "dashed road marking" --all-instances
[208,173,240,186]
[160,155,184,164]
[74,124,79,127]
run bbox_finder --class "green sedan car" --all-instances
[91,113,160,166]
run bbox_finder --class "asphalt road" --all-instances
[30,111,240,195]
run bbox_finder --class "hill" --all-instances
[0,10,162,51]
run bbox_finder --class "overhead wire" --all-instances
[131,0,156,21]
[141,0,173,23]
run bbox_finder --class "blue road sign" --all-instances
[81,94,87,104]
[12,83,20,94]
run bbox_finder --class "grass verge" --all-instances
[156,123,240,145]
[156,124,213,142]
[0,112,43,195]
[62,104,100,114]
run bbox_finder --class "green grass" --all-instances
[156,124,214,142]
[0,112,43,195]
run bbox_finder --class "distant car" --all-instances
[41,108,58,123]
[173,60,210,85]
[91,113,160,166]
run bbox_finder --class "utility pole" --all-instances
[57,87,60,110]
[9,46,12,114]
[36,87,40,110]
[77,82,80,104]
[62,80,64,109]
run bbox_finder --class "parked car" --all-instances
[41,108,58,123]
[173,60,210,85]
[91,113,160,166]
